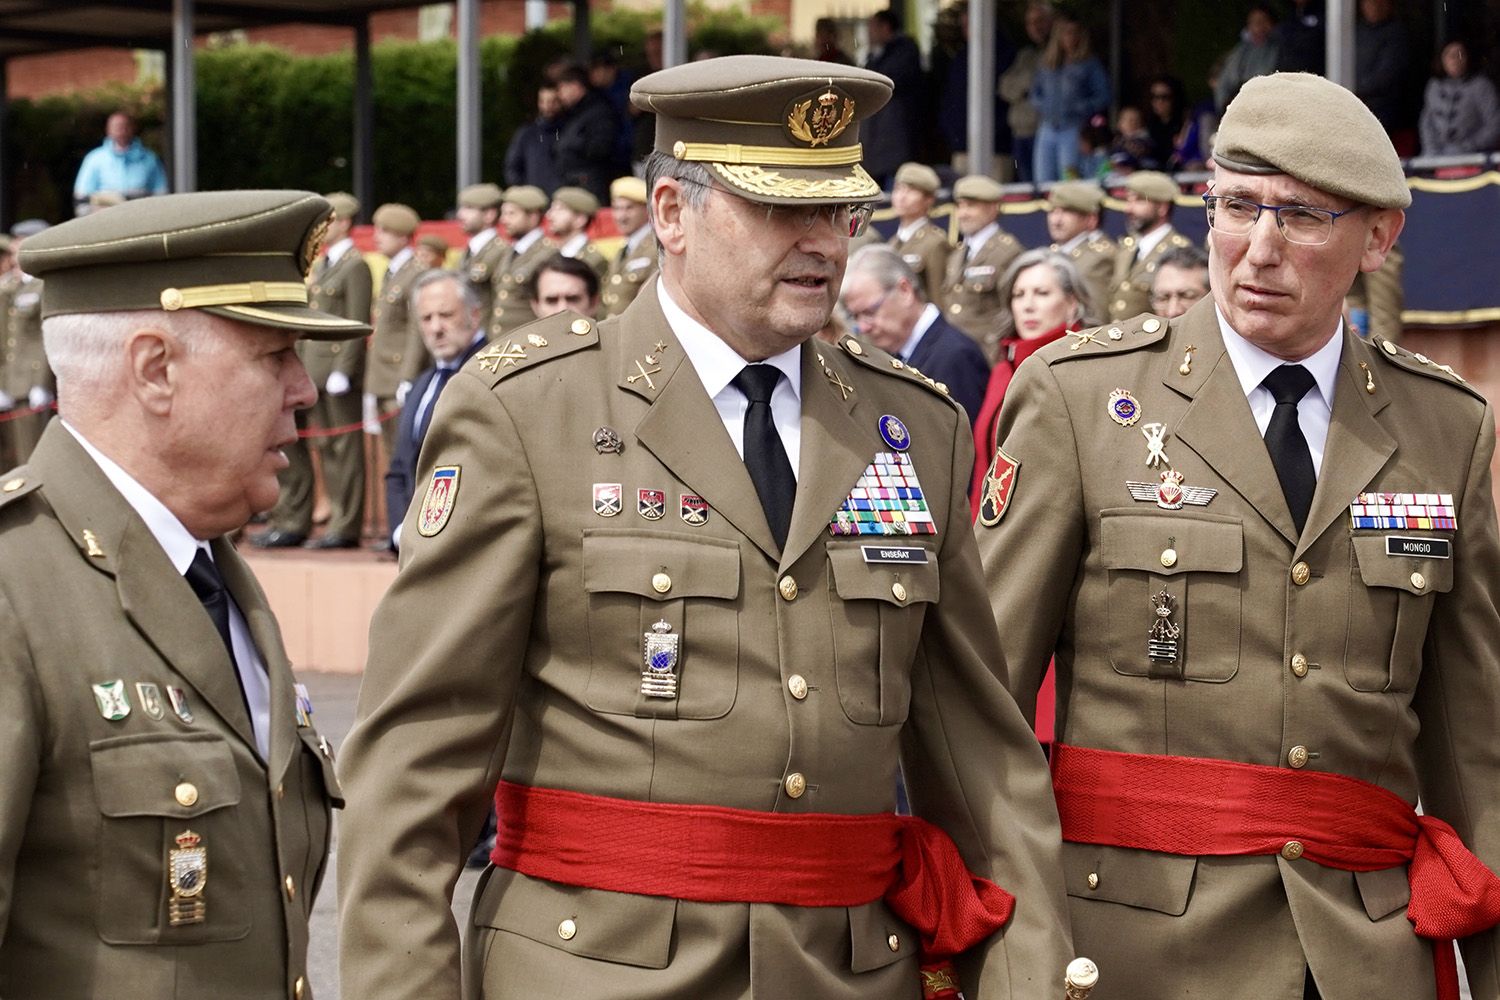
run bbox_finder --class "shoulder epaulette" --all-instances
[1041,313,1171,365]
[1370,335,1486,402]
[0,468,41,516]
[468,312,600,389]
[1168,233,1192,249]
[1088,237,1114,252]
[833,335,959,407]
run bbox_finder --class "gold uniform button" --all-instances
[1290,653,1309,678]
[611,274,623,284]
[558,917,577,940]
[1288,745,1309,769]
[276,782,286,800]
[2,477,24,492]
[1160,547,1177,568]
[784,772,807,798]
[887,933,901,952]
[1291,562,1311,586]
[788,674,808,700]
[295,977,306,1000]
[1142,317,1162,334]
[845,339,864,356]
[330,343,342,354]
[1281,840,1305,861]
[891,581,908,602]
[174,782,199,808]
[950,303,963,314]
[1086,872,1100,890]
[284,875,297,900]
[778,576,798,601]
[651,572,672,594]
[1410,572,1426,591]
[570,318,592,336]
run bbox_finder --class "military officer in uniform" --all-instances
[339,54,1073,1000]
[260,192,372,549]
[1107,170,1192,322]
[1044,181,1114,325]
[546,186,612,283]
[978,72,1500,1000]
[599,176,658,318]
[942,174,1022,364]
[0,190,360,999]
[363,202,430,506]
[456,183,507,321]
[489,185,554,340]
[0,220,54,468]
[886,162,952,304]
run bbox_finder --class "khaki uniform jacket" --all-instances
[0,274,51,399]
[566,240,611,284]
[1106,225,1192,322]
[463,233,509,323]
[366,254,429,398]
[599,231,659,318]
[941,228,1022,365]
[976,301,1500,1000]
[489,233,555,339]
[301,248,372,386]
[888,220,952,306]
[1054,233,1115,327]
[338,285,1072,999]
[0,423,340,1000]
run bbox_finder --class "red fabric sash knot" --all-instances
[489,780,1014,984]
[1051,744,1500,1000]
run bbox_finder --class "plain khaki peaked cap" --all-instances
[632,54,893,205]
[1213,72,1412,209]
[17,190,370,340]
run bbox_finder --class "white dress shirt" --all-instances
[513,227,546,256]
[558,232,589,258]
[1216,306,1342,476]
[1133,221,1173,261]
[62,421,271,758]
[385,245,413,277]
[963,221,1001,258]
[467,228,497,256]
[897,302,942,362]
[657,283,802,479]
[325,236,355,266]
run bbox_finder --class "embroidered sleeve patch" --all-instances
[978,449,1019,527]
[417,466,461,537]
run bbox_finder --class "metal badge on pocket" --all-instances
[641,620,680,699]
[168,830,208,926]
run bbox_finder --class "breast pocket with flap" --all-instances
[1347,533,1454,692]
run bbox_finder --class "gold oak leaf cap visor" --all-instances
[632,54,894,206]
[18,189,370,340]
[1213,72,1411,210]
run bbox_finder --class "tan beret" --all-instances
[1047,181,1104,214]
[18,190,368,340]
[372,203,420,236]
[552,186,600,217]
[1214,72,1411,209]
[324,191,359,220]
[610,176,648,204]
[1125,171,1179,203]
[953,174,1004,202]
[893,162,940,194]
[417,233,450,255]
[632,54,892,206]
[502,185,549,213]
[458,183,503,209]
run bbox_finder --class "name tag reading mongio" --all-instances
[1385,536,1451,559]
[861,546,931,564]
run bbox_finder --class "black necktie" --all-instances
[414,366,457,446]
[185,548,238,667]
[732,364,796,550]
[1261,364,1318,534]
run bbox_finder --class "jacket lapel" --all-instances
[779,344,867,570]
[214,537,292,778]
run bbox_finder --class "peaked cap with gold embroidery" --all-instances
[631,54,893,206]
[18,190,369,340]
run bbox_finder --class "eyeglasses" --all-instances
[1150,288,1205,307]
[678,177,874,239]
[846,290,890,326]
[1202,194,1361,246]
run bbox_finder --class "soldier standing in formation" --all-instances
[1107,170,1191,322]
[599,176,658,318]
[1044,181,1115,325]
[456,183,507,323]
[488,185,553,340]
[885,162,951,304]
[942,174,1022,364]
[546,186,611,284]
[0,220,53,470]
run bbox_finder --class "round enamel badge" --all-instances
[878,414,911,451]
[1107,388,1141,427]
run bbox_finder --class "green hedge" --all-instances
[4,5,777,222]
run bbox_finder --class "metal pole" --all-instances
[663,0,687,68]
[0,59,9,230]
[171,0,196,192]
[966,0,996,179]
[1326,0,1355,90]
[572,0,591,62]
[524,0,547,31]
[456,0,480,191]
[353,20,374,219]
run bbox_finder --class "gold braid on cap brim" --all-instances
[674,140,864,166]
[711,163,880,201]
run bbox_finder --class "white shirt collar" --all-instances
[1134,222,1172,260]
[900,302,942,359]
[386,246,414,273]
[61,420,204,574]
[559,232,589,258]
[1215,305,1342,411]
[656,282,802,402]
[513,227,545,255]
[1059,229,1101,254]
[896,217,929,242]
[468,228,497,254]
[965,221,1000,254]
[627,224,653,253]
[325,237,355,265]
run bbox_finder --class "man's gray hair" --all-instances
[844,244,926,303]
[1153,245,1211,288]
[996,248,1093,340]
[643,151,713,222]
[43,309,220,400]
[409,268,481,313]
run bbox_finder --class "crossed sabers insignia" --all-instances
[1067,329,1101,351]
[476,341,527,373]
[628,356,662,390]
[815,353,854,400]
[1142,422,1170,468]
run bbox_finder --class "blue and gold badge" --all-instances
[1107,388,1140,427]
[168,830,208,926]
[877,414,911,452]
[417,466,460,537]
[641,619,680,699]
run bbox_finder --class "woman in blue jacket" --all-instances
[1029,13,1110,183]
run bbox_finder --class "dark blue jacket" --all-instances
[904,314,990,429]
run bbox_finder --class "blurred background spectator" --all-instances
[1030,10,1109,182]
[813,16,853,64]
[503,84,563,195]
[1143,75,1187,170]
[1356,0,1412,144]
[998,1,1055,184]
[551,62,619,199]
[1419,38,1500,155]
[72,110,167,214]
[863,9,925,188]
[1277,0,1327,74]
[1215,4,1280,113]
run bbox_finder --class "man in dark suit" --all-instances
[841,245,990,426]
[861,10,924,188]
[385,269,487,551]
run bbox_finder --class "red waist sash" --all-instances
[490,780,1015,996]
[1051,743,1500,1000]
